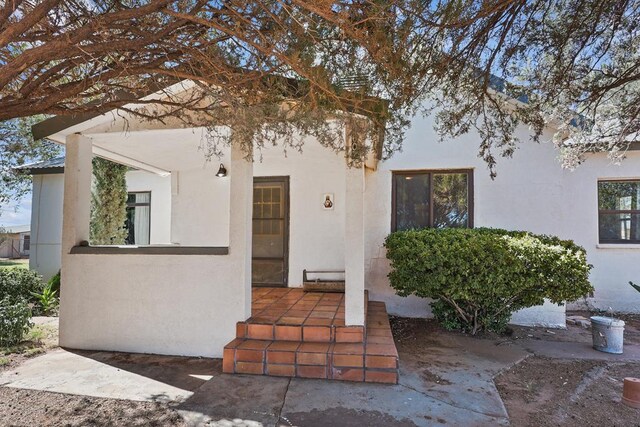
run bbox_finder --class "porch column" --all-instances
[345,165,366,325]
[61,134,93,255]
[228,140,253,319]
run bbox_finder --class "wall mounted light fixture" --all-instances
[216,163,227,177]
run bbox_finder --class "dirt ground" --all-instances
[0,388,185,427]
[391,312,640,427]
[495,357,640,427]
[496,312,640,427]
[0,322,58,373]
[1,313,639,426]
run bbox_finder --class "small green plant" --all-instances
[0,297,33,347]
[0,356,9,366]
[48,271,61,295]
[30,282,58,316]
[26,325,45,344]
[385,228,594,334]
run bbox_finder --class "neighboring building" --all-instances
[0,224,30,259]
[15,156,171,281]
[29,81,640,366]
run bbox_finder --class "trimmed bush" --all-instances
[0,297,33,347]
[0,268,44,306]
[385,228,593,334]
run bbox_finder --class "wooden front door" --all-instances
[252,177,289,287]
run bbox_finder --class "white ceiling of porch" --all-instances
[85,128,230,173]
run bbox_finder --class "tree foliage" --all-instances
[90,158,128,245]
[0,116,61,209]
[385,228,594,334]
[417,0,640,174]
[0,1,638,175]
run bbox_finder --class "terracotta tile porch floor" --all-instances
[223,288,399,384]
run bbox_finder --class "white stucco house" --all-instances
[0,224,30,259]
[29,81,640,366]
[15,156,171,281]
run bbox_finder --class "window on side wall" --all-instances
[125,192,151,245]
[392,170,473,231]
[598,180,640,244]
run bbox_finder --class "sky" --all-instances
[0,195,31,228]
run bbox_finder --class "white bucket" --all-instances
[590,316,625,354]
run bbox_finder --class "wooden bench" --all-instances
[302,269,345,292]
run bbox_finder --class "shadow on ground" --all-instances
[2,314,640,426]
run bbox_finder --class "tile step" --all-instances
[223,337,398,384]
[237,322,366,343]
[223,300,398,384]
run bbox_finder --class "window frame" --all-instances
[597,178,640,244]
[125,191,152,245]
[391,169,474,232]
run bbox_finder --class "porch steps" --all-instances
[237,320,365,343]
[222,299,399,384]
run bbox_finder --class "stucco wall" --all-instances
[29,170,171,281]
[161,121,640,326]
[56,112,640,360]
[167,138,349,285]
[363,112,640,324]
[254,140,347,287]
[562,151,640,313]
[125,170,172,244]
[0,233,24,258]
[170,166,230,246]
[59,137,253,359]
[29,174,64,281]
[59,253,245,357]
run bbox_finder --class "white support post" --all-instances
[61,134,93,255]
[59,133,92,348]
[345,165,366,326]
[228,141,253,319]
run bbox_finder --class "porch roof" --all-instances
[14,155,65,175]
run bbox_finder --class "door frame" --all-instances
[252,176,290,287]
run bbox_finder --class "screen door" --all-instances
[252,177,289,287]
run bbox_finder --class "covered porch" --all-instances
[34,94,372,369]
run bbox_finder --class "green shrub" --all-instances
[0,297,33,347]
[385,228,594,334]
[48,271,61,295]
[30,281,58,316]
[0,268,44,306]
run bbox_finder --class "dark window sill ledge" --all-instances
[70,246,229,255]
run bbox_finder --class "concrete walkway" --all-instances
[4,326,636,426]
[0,333,538,427]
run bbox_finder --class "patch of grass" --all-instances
[0,323,58,357]
[0,259,29,270]
[26,326,45,344]
[24,347,44,357]
[0,356,9,366]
